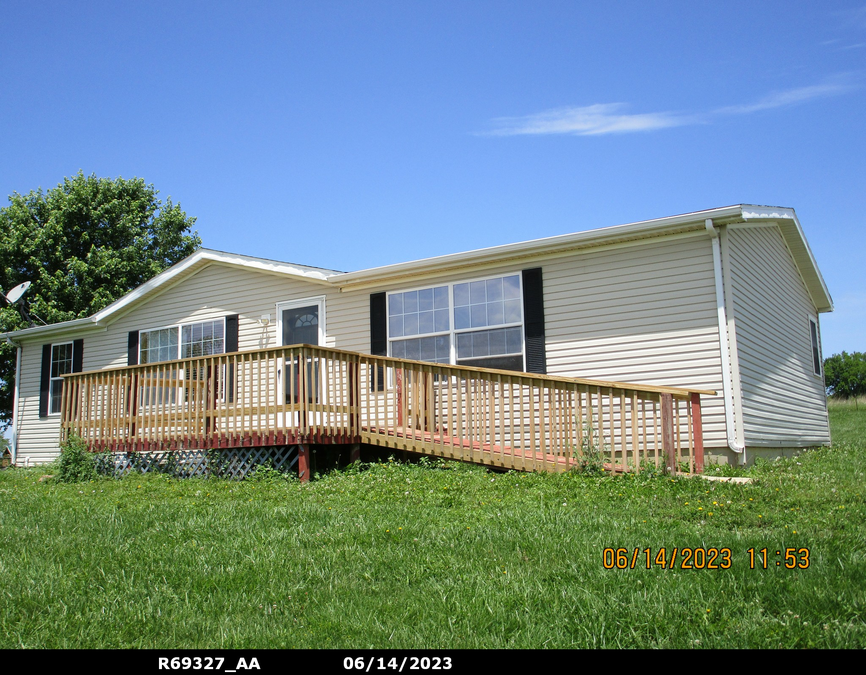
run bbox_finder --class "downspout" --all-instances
[706,219,746,462]
[6,337,22,466]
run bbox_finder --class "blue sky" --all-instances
[1,1,864,356]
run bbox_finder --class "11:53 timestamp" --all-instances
[748,548,810,569]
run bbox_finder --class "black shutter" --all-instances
[225,314,239,403]
[72,339,83,373]
[370,292,387,391]
[370,293,387,356]
[225,314,239,353]
[39,344,52,418]
[522,267,547,374]
[127,331,139,366]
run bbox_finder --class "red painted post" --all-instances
[348,360,360,440]
[396,368,404,429]
[298,444,310,483]
[690,392,704,474]
[661,393,675,475]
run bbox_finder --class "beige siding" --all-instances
[728,226,830,446]
[540,235,727,447]
[329,234,727,447]
[15,341,63,465]
[14,263,339,463]
[13,236,729,463]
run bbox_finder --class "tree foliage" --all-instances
[823,351,866,399]
[0,172,201,428]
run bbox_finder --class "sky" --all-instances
[1,1,864,357]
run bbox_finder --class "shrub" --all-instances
[57,435,98,483]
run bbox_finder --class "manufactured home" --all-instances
[2,205,832,474]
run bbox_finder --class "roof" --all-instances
[1,204,832,341]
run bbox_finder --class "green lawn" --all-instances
[0,402,864,649]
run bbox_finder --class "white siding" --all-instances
[728,226,830,446]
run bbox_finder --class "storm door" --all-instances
[279,302,322,405]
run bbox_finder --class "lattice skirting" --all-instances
[94,445,300,480]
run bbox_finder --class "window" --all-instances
[389,285,451,365]
[49,342,73,414]
[387,274,525,371]
[809,317,822,376]
[140,319,226,364]
[138,319,228,406]
[453,274,523,371]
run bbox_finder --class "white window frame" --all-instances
[48,341,74,416]
[275,297,326,411]
[386,272,525,370]
[276,296,327,347]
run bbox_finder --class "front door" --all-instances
[279,302,322,404]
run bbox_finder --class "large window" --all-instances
[387,274,524,371]
[138,319,227,405]
[140,319,225,364]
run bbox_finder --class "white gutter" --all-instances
[6,337,22,466]
[706,219,746,461]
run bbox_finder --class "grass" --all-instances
[0,402,864,649]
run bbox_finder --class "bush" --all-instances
[57,435,98,483]
[824,351,866,399]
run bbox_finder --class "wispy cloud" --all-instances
[715,77,857,115]
[483,75,859,137]
[485,103,697,137]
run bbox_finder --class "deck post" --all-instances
[349,443,360,464]
[396,368,404,428]
[348,359,360,441]
[661,393,675,474]
[690,392,704,474]
[298,443,310,483]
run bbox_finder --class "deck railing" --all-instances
[61,344,712,475]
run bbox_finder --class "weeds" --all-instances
[56,435,99,483]
[572,426,606,475]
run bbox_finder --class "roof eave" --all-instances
[739,205,834,312]
[1,317,99,342]
[333,204,747,288]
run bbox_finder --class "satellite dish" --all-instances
[5,281,31,304]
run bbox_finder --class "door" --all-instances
[279,302,322,405]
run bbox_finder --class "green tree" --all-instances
[823,351,866,400]
[0,172,201,428]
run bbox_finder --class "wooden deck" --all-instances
[60,344,713,479]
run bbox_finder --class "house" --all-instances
[2,204,832,471]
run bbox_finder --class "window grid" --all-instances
[49,342,73,414]
[181,320,225,358]
[387,274,524,369]
[139,318,227,364]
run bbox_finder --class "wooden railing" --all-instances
[61,344,713,475]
